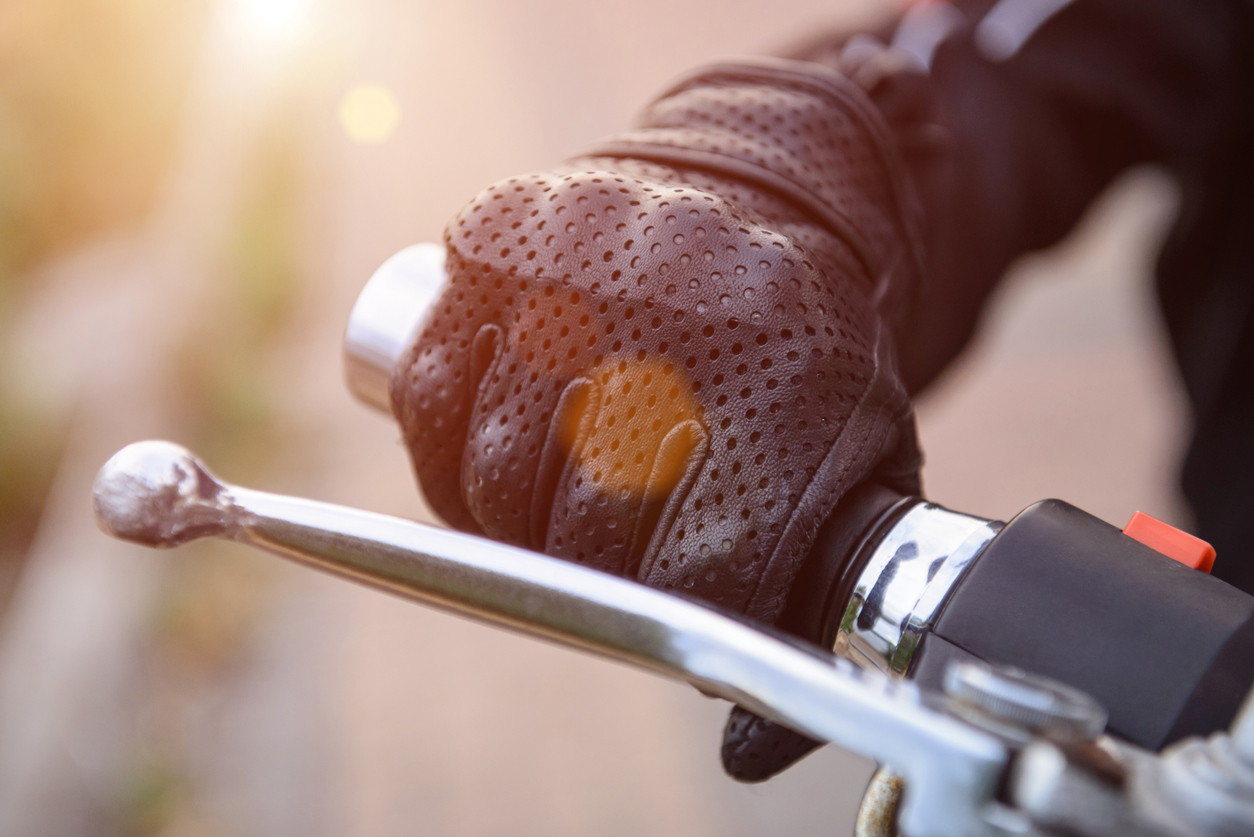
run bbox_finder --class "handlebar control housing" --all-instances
[812,492,1254,754]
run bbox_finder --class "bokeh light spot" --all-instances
[338,86,401,144]
[233,0,310,47]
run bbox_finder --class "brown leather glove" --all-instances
[390,57,924,780]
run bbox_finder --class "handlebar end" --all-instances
[343,243,447,414]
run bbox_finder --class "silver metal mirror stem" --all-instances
[93,440,1007,837]
[343,243,448,414]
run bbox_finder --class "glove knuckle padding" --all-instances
[392,59,921,628]
[594,58,925,318]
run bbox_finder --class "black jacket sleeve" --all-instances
[793,0,1254,591]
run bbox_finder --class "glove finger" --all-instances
[545,359,709,575]
[392,250,511,532]
[397,168,614,541]
[722,705,822,783]
[459,279,616,548]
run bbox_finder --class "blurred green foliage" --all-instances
[123,760,187,837]
[173,118,305,478]
[3,6,309,829]
[155,115,306,678]
[128,118,306,837]
[0,0,208,599]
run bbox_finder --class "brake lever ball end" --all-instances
[93,440,234,548]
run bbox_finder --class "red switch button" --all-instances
[1123,511,1216,573]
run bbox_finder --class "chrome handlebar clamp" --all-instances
[836,502,1001,676]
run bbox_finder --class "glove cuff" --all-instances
[583,56,925,324]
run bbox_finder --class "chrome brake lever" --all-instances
[92,439,1007,837]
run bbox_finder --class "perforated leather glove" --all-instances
[390,57,924,780]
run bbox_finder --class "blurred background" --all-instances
[0,0,1187,835]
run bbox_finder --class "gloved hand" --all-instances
[390,57,924,780]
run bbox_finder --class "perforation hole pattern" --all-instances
[598,62,925,316]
